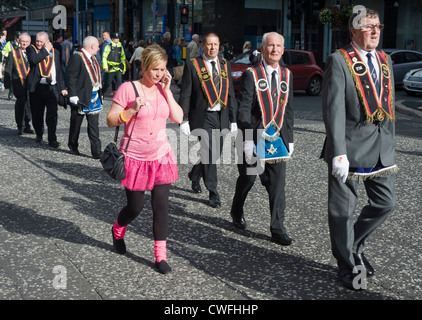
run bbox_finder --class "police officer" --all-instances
[102,32,126,97]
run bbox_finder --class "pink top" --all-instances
[113,81,173,161]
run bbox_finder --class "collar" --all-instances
[202,54,219,64]
[262,59,278,76]
[352,41,377,58]
[81,48,92,59]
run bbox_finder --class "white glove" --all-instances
[243,140,255,164]
[332,155,349,183]
[230,123,238,133]
[288,143,294,156]
[180,121,191,136]
[69,96,79,105]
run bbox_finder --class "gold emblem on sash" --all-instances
[353,61,367,76]
[381,64,390,78]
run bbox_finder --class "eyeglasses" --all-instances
[360,24,385,31]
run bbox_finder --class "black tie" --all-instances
[211,61,220,93]
[271,70,278,112]
[366,53,380,95]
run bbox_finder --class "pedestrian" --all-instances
[102,32,126,97]
[106,44,183,274]
[187,34,199,59]
[129,39,146,80]
[4,32,34,135]
[230,32,294,246]
[179,32,238,208]
[61,32,72,79]
[321,8,397,290]
[26,31,67,148]
[66,36,103,159]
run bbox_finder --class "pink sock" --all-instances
[113,221,127,240]
[154,240,167,262]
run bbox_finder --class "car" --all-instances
[383,49,422,86]
[403,68,422,95]
[230,49,323,96]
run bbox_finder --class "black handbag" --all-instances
[100,82,139,180]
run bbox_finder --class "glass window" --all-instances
[290,52,310,65]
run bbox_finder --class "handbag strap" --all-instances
[114,81,140,153]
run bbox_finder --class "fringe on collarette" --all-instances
[260,156,292,165]
[348,165,398,181]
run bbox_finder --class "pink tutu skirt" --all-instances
[121,151,178,191]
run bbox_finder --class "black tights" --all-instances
[117,184,170,240]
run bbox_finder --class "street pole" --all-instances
[119,0,124,37]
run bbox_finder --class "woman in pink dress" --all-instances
[106,44,183,274]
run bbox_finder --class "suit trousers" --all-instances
[189,110,223,196]
[327,167,396,272]
[29,84,59,143]
[102,71,122,95]
[231,155,287,235]
[14,91,31,130]
[68,106,102,156]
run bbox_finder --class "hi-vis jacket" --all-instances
[102,41,126,73]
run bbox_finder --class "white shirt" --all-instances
[262,60,279,95]
[353,41,380,81]
[203,54,221,111]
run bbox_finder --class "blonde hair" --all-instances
[141,44,168,72]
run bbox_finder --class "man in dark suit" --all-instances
[66,36,103,158]
[321,8,397,290]
[26,31,67,148]
[231,32,294,246]
[179,32,237,208]
[4,32,34,135]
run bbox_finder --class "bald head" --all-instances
[83,36,100,56]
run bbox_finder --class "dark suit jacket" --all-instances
[236,64,294,149]
[4,48,29,96]
[179,56,237,131]
[25,45,66,94]
[321,50,395,168]
[66,52,96,107]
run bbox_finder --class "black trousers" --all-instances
[102,71,122,95]
[231,154,287,235]
[14,90,31,130]
[189,111,224,196]
[68,106,102,156]
[29,84,59,143]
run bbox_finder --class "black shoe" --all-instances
[69,148,80,156]
[191,181,202,193]
[271,232,293,246]
[17,129,23,135]
[155,260,172,274]
[353,253,375,277]
[92,152,103,159]
[48,141,61,148]
[35,135,43,143]
[111,227,126,254]
[23,127,34,134]
[338,271,366,290]
[209,193,221,208]
[231,213,247,229]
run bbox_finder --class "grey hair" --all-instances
[83,36,98,48]
[262,32,284,48]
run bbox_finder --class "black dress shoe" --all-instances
[92,152,103,159]
[271,232,293,246]
[230,213,247,229]
[209,193,221,208]
[35,135,43,143]
[69,148,81,155]
[338,271,366,290]
[48,141,61,148]
[111,227,126,254]
[191,181,202,193]
[353,253,375,277]
[17,129,23,135]
[155,260,172,274]
[23,127,34,134]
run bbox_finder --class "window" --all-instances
[290,52,310,65]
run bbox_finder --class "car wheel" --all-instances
[306,76,322,96]
[404,89,417,96]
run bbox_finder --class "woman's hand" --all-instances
[134,96,147,112]
[161,69,172,92]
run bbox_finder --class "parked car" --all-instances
[383,49,422,86]
[230,49,323,96]
[403,68,422,95]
